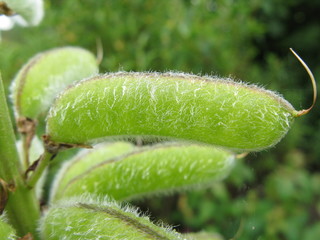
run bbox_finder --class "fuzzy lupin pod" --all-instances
[50,142,235,202]
[40,195,185,240]
[10,46,99,120]
[46,71,298,151]
[0,214,17,240]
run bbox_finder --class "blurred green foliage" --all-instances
[1,0,319,239]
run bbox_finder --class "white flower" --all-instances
[1,0,44,28]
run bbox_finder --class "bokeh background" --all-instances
[1,0,320,239]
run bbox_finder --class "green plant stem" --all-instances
[27,150,54,188]
[0,74,40,238]
[22,134,30,170]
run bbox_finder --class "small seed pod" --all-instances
[0,215,17,240]
[40,195,184,240]
[46,72,298,151]
[50,141,135,201]
[50,143,235,202]
[11,46,99,120]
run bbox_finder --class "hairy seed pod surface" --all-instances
[11,46,99,119]
[0,215,16,240]
[41,195,184,240]
[50,141,135,201]
[46,72,298,151]
[51,143,235,202]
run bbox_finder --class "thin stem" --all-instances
[27,150,54,188]
[0,73,40,238]
[22,134,30,169]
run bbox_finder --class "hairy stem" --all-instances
[0,74,40,238]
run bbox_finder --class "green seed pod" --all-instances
[40,195,184,240]
[50,141,135,201]
[10,46,99,120]
[46,72,298,151]
[0,215,17,240]
[51,143,235,202]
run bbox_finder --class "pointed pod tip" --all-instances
[290,48,317,118]
[96,38,103,65]
[236,152,249,159]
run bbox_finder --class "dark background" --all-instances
[1,0,319,239]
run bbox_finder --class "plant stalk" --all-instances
[27,149,54,188]
[0,73,40,238]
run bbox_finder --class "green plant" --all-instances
[0,44,315,239]
[0,0,316,238]
[0,214,16,239]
